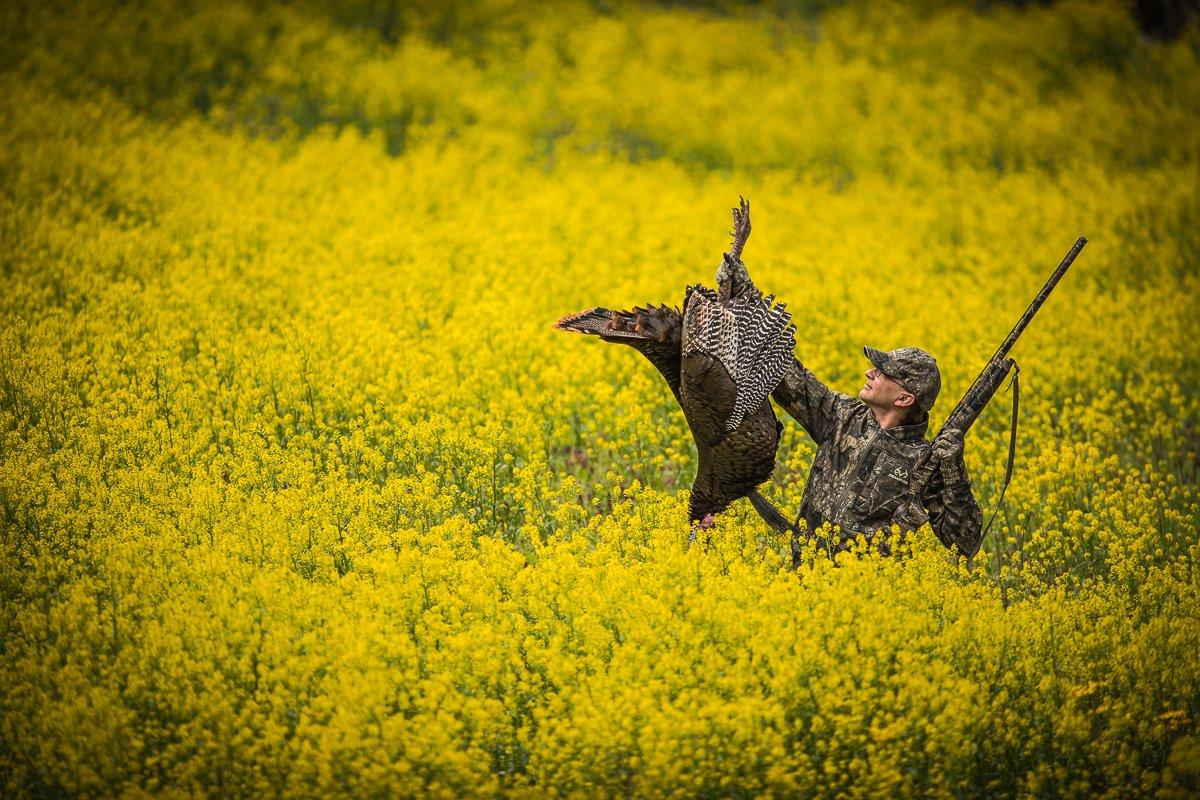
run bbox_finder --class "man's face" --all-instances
[859,366,915,410]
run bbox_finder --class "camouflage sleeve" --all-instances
[770,358,847,444]
[923,459,984,558]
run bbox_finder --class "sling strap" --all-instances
[982,363,1020,541]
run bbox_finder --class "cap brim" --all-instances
[863,345,891,374]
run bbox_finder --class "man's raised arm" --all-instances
[772,360,847,445]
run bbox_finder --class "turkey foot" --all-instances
[730,196,750,260]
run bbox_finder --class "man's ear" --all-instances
[895,392,915,409]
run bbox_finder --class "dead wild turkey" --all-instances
[555,199,796,528]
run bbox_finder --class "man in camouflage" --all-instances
[772,346,984,563]
[715,244,983,562]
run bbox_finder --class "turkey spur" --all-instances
[555,199,796,527]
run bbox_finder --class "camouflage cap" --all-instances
[863,346,941,412]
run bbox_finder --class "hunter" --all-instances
[713,230,984,563]
[772,346,984,563]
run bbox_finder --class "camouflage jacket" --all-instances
[772,358,984,561]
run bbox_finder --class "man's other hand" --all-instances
[932,428,966,483]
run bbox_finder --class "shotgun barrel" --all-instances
[938,236,1087,439]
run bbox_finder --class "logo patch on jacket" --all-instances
[890,466,909,480]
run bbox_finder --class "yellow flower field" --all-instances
[1,0,1198,796]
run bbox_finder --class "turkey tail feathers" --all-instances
[554,305,681,345]
[555,304,685,400]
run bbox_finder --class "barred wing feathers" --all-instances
[682,284,795,435]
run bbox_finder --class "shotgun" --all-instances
[916,236,1088,540]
